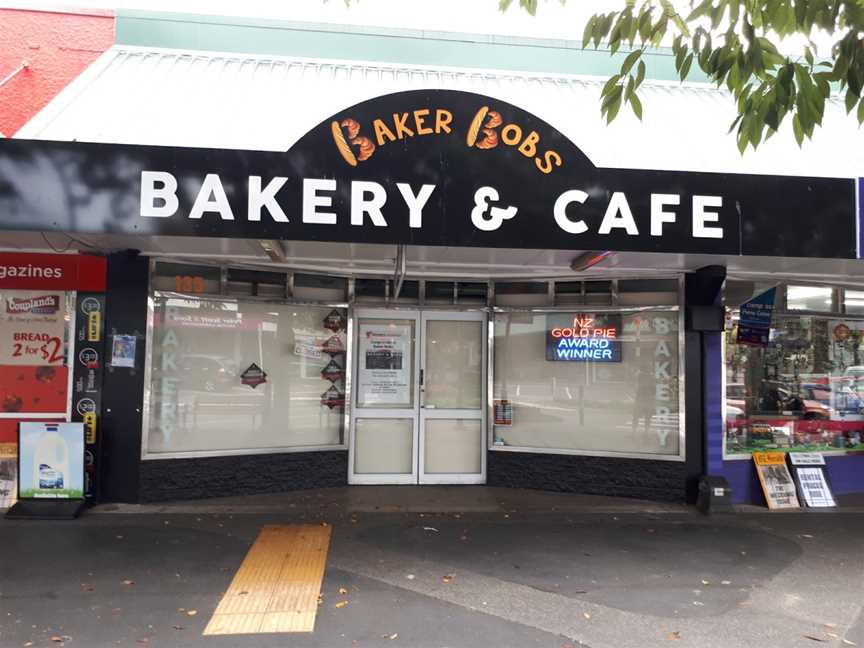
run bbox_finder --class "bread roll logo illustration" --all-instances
[466,106,503,149]
[331,118,376,166]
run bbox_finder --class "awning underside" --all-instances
[3,230,864,285]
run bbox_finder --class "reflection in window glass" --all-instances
[725,313,864,456]
[147,293,346,455]
[787,285,832,312]
[492,310,681,456]
[845,290,864,316]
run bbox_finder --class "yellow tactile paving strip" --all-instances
[203,524,332,635]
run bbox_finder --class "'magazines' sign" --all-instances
[0,89,856,258]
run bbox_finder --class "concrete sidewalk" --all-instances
[1,490,862,648]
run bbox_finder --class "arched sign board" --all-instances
[0,89,856,258]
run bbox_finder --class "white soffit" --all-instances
[17,45,864,178]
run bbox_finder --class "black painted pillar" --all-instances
[683,265,726,504]
[100,251,149,503]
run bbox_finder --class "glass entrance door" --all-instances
[349,309,486,485]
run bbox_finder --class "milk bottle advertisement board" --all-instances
[18,422,84,499]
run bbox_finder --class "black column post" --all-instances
[683,266,726,504]
[100,251,149,503]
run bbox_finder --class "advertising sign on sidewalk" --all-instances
[753,451,800,510]
[788,453,836,508]
[18,422,84,500]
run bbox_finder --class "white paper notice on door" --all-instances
[358,322,412,407]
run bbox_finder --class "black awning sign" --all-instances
[0,89,855,260]
[240,363,267,389]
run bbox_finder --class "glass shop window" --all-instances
[492,309,681,457]
[724,313,864,457]
[146,293,347,456]
[786,285,834,312]
[844,290,864,316]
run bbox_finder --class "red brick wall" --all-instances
[0,8,114,137]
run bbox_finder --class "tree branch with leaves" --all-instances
[501,0,864,152]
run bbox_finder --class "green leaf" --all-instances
[792,114,804,146]
[635,60,646,88]
[680,53,694,80]
[601,74,622,98]
[582,15,597,49]
[621,49,641,75]
[858,98,864,125]
[629,92,643,120]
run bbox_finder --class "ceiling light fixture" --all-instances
[570,251,612,272]
[258,239,287,262]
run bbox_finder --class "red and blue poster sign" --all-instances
[736,288,776,346]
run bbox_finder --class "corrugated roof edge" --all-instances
[114,8,711,83]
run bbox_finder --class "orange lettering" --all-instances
[435,108,453,134]
[392,113,415,139]
[373,118,397,145]
[413,108,433,135]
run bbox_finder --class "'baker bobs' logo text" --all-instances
[331,104,562,175]
[6,295,61,315]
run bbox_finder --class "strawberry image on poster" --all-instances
[0,365,68,413]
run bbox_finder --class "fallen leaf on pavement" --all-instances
[799,534,814,539]
[583,612,591,620]
[122,580,135,586]
[667,631,682,641]
[23,642,34,647]
[50,637,71,644]
[842,640,857,646]
[335,601,349,609]
[405,574,415,580]
[177,608,185,612]
[721,580,731,585]
[827,633,840,639]
[81,583,95,592]
[389,633,398,640]
[172,625,185,631]
[422,527,439,533]
[701,580,711,585]
[803,636,828,642]
[442,574,454,583]
[692,601,705,606]
[136,639,150,645]
[339,587,348,595]
[186,610,198,616]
